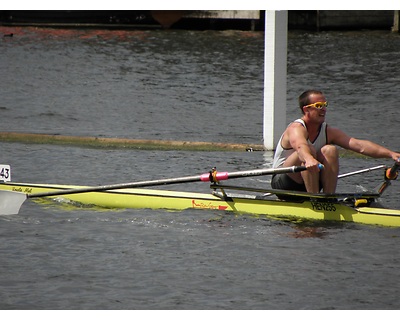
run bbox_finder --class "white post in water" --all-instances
[263,11,288,150]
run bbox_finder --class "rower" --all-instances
[271,90,400,199]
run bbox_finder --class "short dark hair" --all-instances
[298,90,324,114]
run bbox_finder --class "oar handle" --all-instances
[385,160,400,180]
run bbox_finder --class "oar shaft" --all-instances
[27,175,205,198]
[338,165,386,179]
[28,165,307,199]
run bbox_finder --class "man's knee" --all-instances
[320,145,338,159]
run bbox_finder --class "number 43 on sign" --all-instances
[0,165,11,182]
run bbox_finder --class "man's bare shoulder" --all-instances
[326,125,351,145]
[287,121,307,133]
[284,121,309,146]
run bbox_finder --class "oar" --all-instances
[337,162,399,195]
[0,165,309,215]
[338,165,386,179]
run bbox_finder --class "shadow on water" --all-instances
[206,210,363,239]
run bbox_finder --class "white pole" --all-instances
[263,10,288,150]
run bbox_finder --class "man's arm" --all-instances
[329,126,400,161]
[286,123,321,170]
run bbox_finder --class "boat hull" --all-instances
[1,182,400,227]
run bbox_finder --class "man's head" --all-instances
[298,90,327,115]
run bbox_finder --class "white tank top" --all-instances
[272,119,327,168]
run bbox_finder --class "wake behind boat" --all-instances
[0,163,399,227]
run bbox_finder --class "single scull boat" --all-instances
[0,162,399,227]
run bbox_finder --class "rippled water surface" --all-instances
[0,26,400,310]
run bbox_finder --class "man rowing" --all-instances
[271,90,400,195]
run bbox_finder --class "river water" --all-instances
[0,26,400,310]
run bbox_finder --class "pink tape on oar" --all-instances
[200,172,229,182]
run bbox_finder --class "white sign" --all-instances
[0,165,11,182]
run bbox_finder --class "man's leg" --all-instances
[284,147,321,193]
[317,145,339,193]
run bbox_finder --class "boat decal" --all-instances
[12,186,33,194]
[191,199,228,211]
[310,201,337,212]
